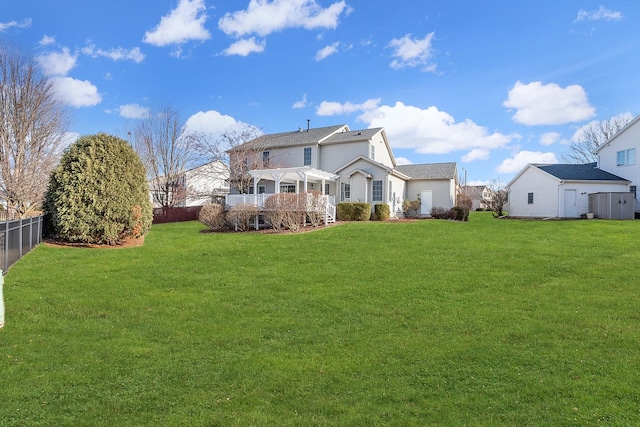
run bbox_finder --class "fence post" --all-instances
[0,270,4,328]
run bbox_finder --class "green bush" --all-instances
[337,202,371,221]
[451,206,470,221]
[374,204,390,221]
[44,133,153,244]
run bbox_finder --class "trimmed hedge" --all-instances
[337,202,371,221]
[374,204,390,221]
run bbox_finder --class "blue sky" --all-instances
[2,1,639,184]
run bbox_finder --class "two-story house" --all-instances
[508,115,640,218]
[225,124,458,220]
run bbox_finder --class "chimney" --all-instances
[307,119,310,132]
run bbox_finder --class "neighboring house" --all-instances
[595,114,640,211]
[225,124,458,219]
[460,185,488,210]
[183,160,230,207]
[150,160,229,208]
[507,163,629,218]
[508,114,640,219]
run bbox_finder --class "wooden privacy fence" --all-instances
[0,215,43,274]
[153,206,203,224]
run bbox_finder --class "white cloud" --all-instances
[316,98,381,116]
[575,6,623,22]
[293,94,310,109]
[221,37,266,56]
[315,42,339,61]
[143,0,211,47]
[503,81,596,126]
[540,131,561,146]
[0,18,31,32]
[36,48,77,76]
[219,0,351,38]
[118,104,150,119]
[51,77,102,108]
[388,32,436,72]
[185,110,260,139]
[82,43,145,63]
[496,151,558,174]
[395,157,413,165]
[39,35,56,46]
[340,101,520,157]
[462,148,490,162]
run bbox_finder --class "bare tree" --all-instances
[563,113,634,164]
[194,126,265,194]
[132,106,197,209]
[0,42,70,218]
[483,179,508,218]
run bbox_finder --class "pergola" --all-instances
[249,166,338,194]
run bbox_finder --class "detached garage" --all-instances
[507,163,630,218]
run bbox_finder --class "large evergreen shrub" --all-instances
[44,133,153,244]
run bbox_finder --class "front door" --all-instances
[421,190,433,215]
[563,189,577,217]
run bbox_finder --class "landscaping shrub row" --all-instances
[336,202,371,221]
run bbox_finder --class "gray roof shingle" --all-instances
[395,162,457,179]
[536,162,628,181]
[228,125,347,151]
[323,128,383,144]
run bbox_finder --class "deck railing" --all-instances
[226,194,335,210]
[225,193,336,223]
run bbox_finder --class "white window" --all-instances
[372,180,383,201]
[304,147,311,166]
[617,148,635,166]
[280,184,296,193]
[370,144,375,159]
[341,183,351,201]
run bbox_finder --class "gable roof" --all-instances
[323,127,383,144]
[595,114,640,154]
[395,162,457,180]
[535,162,628,181]
[227,124,347,152]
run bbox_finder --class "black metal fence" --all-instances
[0,215,43,274]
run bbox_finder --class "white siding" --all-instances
[558,182,628,217]
[598,120,640,210]
[405,179,455,210]
[509,166,629,217]
[320,141,370,172]
[508,167,560,217]
[370,133,394,167]
[260,145,317,169]
[388,175,406,217]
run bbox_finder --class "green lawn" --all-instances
[1,213,639,426]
